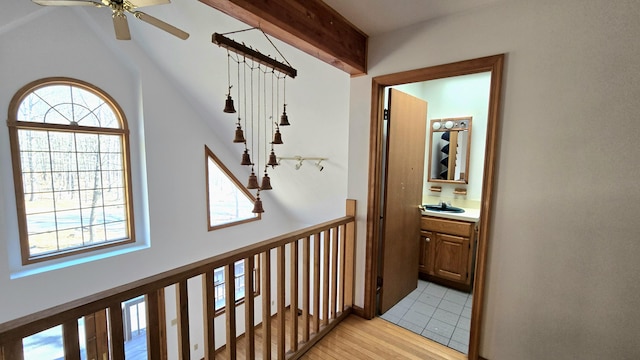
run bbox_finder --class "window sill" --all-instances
[10,242,150,280]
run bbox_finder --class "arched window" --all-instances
[7,77,135,264]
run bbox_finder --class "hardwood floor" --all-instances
[216,311,466,360]
[301,316,467,360]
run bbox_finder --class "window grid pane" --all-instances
[10,79,133,263]
[213,259,258,313]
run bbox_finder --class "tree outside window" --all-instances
[205,146,259,230]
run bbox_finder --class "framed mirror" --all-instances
[428,117,472,183]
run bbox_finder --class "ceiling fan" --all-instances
[32,0,189,40]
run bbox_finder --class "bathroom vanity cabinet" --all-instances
[419,216,477,292]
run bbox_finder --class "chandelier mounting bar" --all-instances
[213,33,297,78]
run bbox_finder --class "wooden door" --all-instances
[379,88,427,314]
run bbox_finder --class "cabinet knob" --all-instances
[425,237,431,242]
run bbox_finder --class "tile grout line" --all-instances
[382,280,471,354]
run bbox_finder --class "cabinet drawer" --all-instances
[421,217,474,237]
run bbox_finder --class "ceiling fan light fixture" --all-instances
[31,0,189,40]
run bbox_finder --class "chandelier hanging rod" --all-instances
[212,33,297,78]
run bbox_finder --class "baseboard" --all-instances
[479,356,488,360]
[351,305,365,318]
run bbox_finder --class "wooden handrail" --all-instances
[0,200,357,360]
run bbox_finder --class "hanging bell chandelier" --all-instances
[213,28,297,213]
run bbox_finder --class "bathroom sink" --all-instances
[422,204,465,213]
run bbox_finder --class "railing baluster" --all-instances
[62,319,80,360]
[302,235,311,342]
[85,310,109,360]
[203,270,216,360]
[146,289,166,360]
[313,232,321,334]
[277,245,286,359]
[85,313,97,360]
[339,224,346,312]
[344,199,357,308]
[261,251,272,360]
[245,256,256,359]
[177,280,191,360]
[0,201,357,360]
[322,230,330,326]
[330,227,339,320]
[95,310,109,359]
[109,304,125,359]
[290,239,299,351]
[225,263,237,360]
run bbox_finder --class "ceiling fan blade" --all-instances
[113,11,131,40]
[32,0,104,6]
[133,11,189,40]
[127,0,170,9]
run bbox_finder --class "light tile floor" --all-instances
[380,280,472,354]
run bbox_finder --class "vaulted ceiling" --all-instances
[198,0,505,76]
[1,0,505,224]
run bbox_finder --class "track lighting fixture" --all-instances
[278,156,328,171]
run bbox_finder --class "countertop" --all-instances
[421,207,480,222]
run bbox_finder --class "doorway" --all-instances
[364,54,505,360]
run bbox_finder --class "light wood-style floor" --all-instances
[216,311,466,360]
[301,315,466,360]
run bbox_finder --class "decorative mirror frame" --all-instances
[428,116,473,184]
[363,54,504,360]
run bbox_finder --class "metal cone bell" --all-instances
[267,150,279,167]
[252,195,264,213]
[271,128,283,144]
[279,104,290,126]
[223,94,236,113]
[260,173,272,190]
[241,149,252,165]
[233,124,246,143]
[247,171,259,189]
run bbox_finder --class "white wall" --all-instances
[0,1,349,358]
[348,0,640,359]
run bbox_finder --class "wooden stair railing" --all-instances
[0,200,356,360]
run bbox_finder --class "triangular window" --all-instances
[205,146,259,230]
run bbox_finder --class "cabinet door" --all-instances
[433,233,470,284]
[419,231,434,275]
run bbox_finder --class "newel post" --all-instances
[344,199,356,308]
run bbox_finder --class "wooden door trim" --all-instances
[364,54,504,360]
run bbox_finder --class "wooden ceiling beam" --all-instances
[199,0,368,76]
